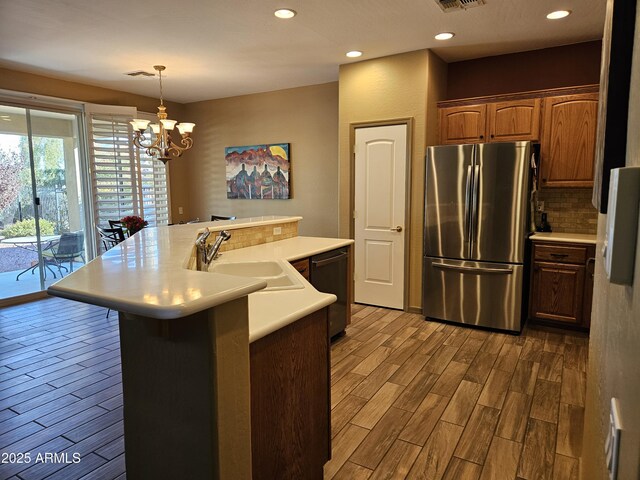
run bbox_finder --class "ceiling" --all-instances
[0,0,606,104]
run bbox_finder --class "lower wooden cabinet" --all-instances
[250,308,330,479]
[529,241,595,329]
[290,257,310,280]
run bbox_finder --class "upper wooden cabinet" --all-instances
[437,86,599,188]
[487,99,541,142]
[439,104,487,144]
[540,93,598,187]
[439,99,541,144]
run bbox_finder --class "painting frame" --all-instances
[225,143,291,200]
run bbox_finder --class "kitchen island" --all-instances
[47,216,353,480]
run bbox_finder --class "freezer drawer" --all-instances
[423,257,524,332]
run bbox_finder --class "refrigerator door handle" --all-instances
[464,165,473,247]
[470,164,480,250]
[433,263,513,275]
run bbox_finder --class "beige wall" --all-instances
[179,83,339,237]
[582,6,640,480]
[0,67,185,117]
[338,50,447,311]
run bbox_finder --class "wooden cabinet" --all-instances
[439,99,541,145]
[437,86,599,188]
[529,241,596,329]
[439,104,487,144]
[290,257,310,280]
[540,93,598,187]
[250,308,330,479]
[488,99,541,142]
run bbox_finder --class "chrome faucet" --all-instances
[195,229,231,270]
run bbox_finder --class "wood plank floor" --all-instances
[325,304,588,480]
[0,297,588,479]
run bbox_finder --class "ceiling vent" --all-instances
[435,0,485,12]
[125,70,156,77]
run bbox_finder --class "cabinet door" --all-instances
[439,105,487,144]
[488,99,541,142]
[290,258,310,280]
[540,93,598,187]
[530,261,585,325]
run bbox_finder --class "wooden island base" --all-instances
[117,297,331,480]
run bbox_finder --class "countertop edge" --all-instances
[48,279,268,319]
[248,293,337,343]
[529,232,597,245]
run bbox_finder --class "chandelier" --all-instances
[129,65,195,164]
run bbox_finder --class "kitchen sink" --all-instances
[209,260,304,291]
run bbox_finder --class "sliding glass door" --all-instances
[0,104,87,301]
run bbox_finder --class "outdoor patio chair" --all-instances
[42,231,85,276]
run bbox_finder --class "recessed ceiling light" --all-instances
[346,51,363,58]
[435,32,455,41]
[547,10,571,19]
[274,8,296,19]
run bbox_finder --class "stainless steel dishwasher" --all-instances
[310,248,349,338]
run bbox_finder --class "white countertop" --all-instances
[213,236,354,341]
[47,216,354,342]
[529,232,597,244]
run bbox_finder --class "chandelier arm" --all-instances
[132,131,163,150]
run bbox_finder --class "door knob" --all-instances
[390,226,403,232]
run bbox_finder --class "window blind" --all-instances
[135,112,171,227]
[85,105,171,233]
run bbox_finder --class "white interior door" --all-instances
[354,124,407,309]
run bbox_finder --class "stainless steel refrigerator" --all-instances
[423,141,532,333]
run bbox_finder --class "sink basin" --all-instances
[209,260,304,291]
[211,260,284,277]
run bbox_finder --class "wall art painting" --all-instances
[225,143,290,200]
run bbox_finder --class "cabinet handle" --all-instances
[542,178,547,183]
[550,253,568,258]
[490,134,495,138]
[479,135,484,139]
[586,257,595,278]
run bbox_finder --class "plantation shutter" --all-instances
[84,105,171,230]
[85,104,139,228]
[135,112,171,227]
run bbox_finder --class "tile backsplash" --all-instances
[187,220,299,270]
[209,221,298,252]
[536,188,597,234]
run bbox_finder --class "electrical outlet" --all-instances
[536,201,544,212]
[606,398,622,479]
[178,206,183,215]
[273,227,282,235]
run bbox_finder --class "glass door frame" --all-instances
[0,94,96,304]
